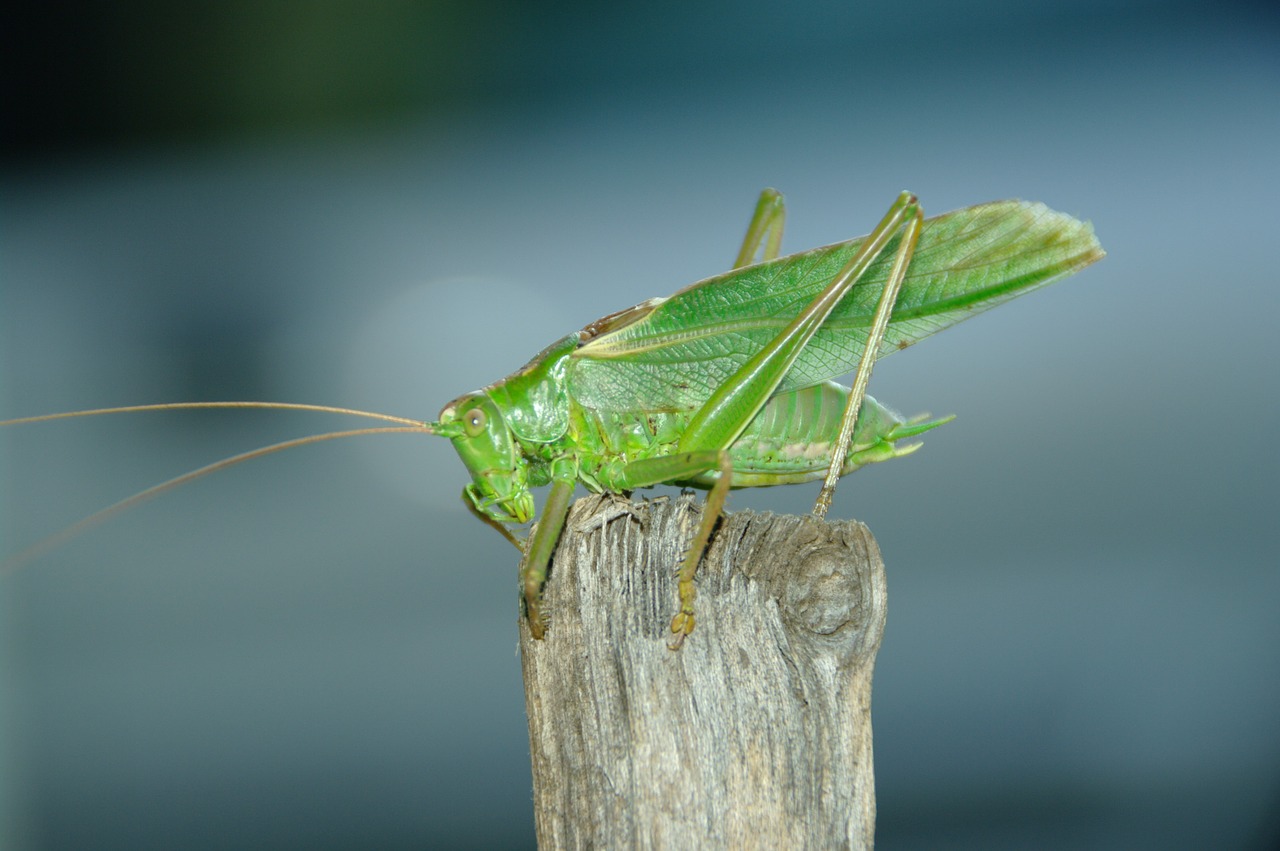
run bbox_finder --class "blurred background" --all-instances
[2,1,1277,848]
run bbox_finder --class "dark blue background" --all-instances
[3,2,1278,848]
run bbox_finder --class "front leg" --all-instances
[462,486,526,552]
[520,475,575,639]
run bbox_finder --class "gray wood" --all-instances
[519,492,887,850]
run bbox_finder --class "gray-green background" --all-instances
[3,2,1277,848]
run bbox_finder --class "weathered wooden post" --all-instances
[519,492,887,849]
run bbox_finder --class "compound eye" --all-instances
[462,406,487,437]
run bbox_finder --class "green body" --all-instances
[0,190,1104,639]
[478,334,924,500]
[434,192,1104,642]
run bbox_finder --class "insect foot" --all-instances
[526,606,546,640]
[668,609,695,651]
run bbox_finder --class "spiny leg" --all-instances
[606,193,921,646]
[733,189,787,268]
[669,452,731,649]
[617,449,729,648]
[813,200,923,519]
[636,192,923,645]
[677,190,923,457]
[519,476,575,639]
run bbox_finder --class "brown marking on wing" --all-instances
[578,297,666,342]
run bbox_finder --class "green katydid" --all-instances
[2,190,1103,647]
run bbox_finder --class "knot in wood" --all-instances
[778,522,866,640]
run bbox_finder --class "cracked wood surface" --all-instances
[519,492,886,850]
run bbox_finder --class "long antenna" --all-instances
[2,423,433,573]
[1,401,427,428]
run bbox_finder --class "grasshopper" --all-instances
[3,190,1104,647]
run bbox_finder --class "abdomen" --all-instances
[696,382,906,487]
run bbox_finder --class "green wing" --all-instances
[569,200,1103,413]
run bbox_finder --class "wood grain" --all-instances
[520,492,886,849]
